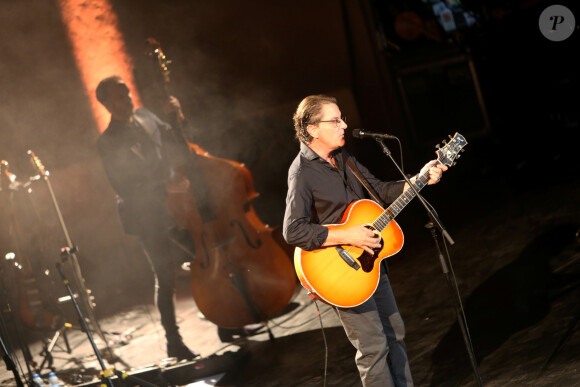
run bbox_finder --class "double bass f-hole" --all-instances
[198,228,242,269]
[230,220,262,249]
[199,232,211,270]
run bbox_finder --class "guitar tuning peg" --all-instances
[452,162,457,166]
[442,140,447,145]
[435,144,440,149]
[448,134,452,139]
[456,154,461,159]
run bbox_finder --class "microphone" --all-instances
[352,128,397,140]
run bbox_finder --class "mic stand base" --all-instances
[55,258,157,387]
[426,222,484,387]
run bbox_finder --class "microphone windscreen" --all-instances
[352,128,363,138]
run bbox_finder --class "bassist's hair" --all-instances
[96,75,123,104]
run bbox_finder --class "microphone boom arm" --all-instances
[352,128,397,140]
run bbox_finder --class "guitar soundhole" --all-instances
[358,225,383,273]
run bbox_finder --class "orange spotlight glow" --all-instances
[58,0,142,133]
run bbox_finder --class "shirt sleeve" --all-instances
[283,169,329,251]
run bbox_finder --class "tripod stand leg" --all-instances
[39,331,58,371]
[38,323,72,371]
[62,325,71,353]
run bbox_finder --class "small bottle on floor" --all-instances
[48,372,62,387]
[32,374,46,387]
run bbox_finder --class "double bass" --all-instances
[145,39,297,329]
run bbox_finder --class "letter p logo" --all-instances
[540,5,575,41]
[549,15,565,30]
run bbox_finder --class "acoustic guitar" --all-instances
[1,159,60,330]
[294,133,467,308]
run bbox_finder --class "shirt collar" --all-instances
[299,142,320,161]
[299,142,343,161]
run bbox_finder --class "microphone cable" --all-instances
[392,136,405,175]
[266,299,335,330]
[310,294,328,387]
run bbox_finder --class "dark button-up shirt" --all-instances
[283,142,404,251]
[97,107,185,235]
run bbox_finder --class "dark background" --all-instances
[0,0,578,332]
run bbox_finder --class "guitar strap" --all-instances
[344,154,387,208]
[344,152,390,274]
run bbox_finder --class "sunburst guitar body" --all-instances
[295,199,404,308]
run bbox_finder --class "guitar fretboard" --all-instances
[369,132,465,232]
[372,171,429,231]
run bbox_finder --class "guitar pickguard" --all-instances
[356,244,383,272]
[356,224,383,272]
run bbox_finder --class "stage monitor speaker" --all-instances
[395,54,490,146]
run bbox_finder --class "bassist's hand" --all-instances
[163,95,185,123]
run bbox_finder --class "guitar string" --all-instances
[370,135,462,232]
[372,172,429,232]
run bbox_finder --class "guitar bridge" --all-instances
[335,246,360,270]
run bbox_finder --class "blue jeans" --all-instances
[337,274,413,387]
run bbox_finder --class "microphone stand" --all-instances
[0,269,25,387]
[56,252,158,387]
[55,254,114,387]
[374,138,483,387]
[26,151,116,365]
[0,332,25,387]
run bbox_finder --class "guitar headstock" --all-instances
[435,133,467,167]
[27,150,47,177]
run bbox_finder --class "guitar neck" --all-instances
[372,170,429,231]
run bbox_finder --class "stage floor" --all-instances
[2,179,579,387]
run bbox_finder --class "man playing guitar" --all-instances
[283,95,447,387]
